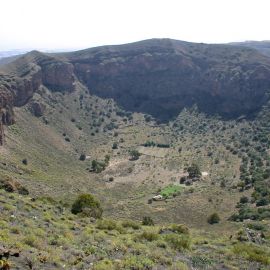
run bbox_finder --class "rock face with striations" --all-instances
[0,86,14,144]
[0,51,75,144]
[66,39,270,121]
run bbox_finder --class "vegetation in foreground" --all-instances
[0,189,270,269]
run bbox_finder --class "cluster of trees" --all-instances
[230,206,270,222]
[143,141,170,148]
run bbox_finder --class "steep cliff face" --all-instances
[66,39,270,120]
[0,51,75,144]
[1,51,75,104]
[0,86,14,144]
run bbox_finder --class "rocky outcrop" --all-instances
[0,245,20,262]
[29,101,46,117]
[0,86,15,145]
[41,61,75,92]
[0,177,29,195]
[0,51,75,144]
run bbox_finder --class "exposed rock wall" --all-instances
[0,88,14,144]
[68,39,270,121]
[0,51,75,144]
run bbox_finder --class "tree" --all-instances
[187,163,201,178]
[79,154,86,161]
[22,158,28,165]
[129,150,141,161]
[71,194,103,218]
[207,213,220,224]
[112,142,118,149]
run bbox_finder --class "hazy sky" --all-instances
[1,0,269,51]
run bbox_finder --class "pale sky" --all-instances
[1,0,270,51]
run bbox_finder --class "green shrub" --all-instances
[93,259,114,270]
[164,234,191,251]
[187,163,201,178]
[230,206,270,221]
[142,216,154,226]
[97,219,125,234]
[91,156,110,172]
[23,234,40,248]
[207,213,220,224]
[71,194,103,218]
[256,197,269,206]
[129,150,141,161]
[137,230,159,242]
[247,222,266,231]
[169,261,189,270]
[170,224,189,235]
[160,185,182,198]
[236,229,248,242]
[191,256,213,268]
[96,219,119,231]
[143,141,156,147]
[119,255,154,269]
[233,243,270,265]
[159,224,189,235]
[122,220,141,230]
[91,160,106,173]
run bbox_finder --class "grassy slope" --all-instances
[0,84,270,269]
[1,189,269,270]
[0,84,251,227]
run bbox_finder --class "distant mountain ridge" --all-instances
[0,49,29,59]
[1,38,270,138]
[230,41,270,57]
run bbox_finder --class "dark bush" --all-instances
[129,150,141,161]
[187,163,201,178]
[240,196,249,204]
[256,198,269,206]
[22,158,28,165]
[71,194,103,218]
[207,213,220,224]
[112,142,118,149]
[142,216,154,226]
[79,154,86,161]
